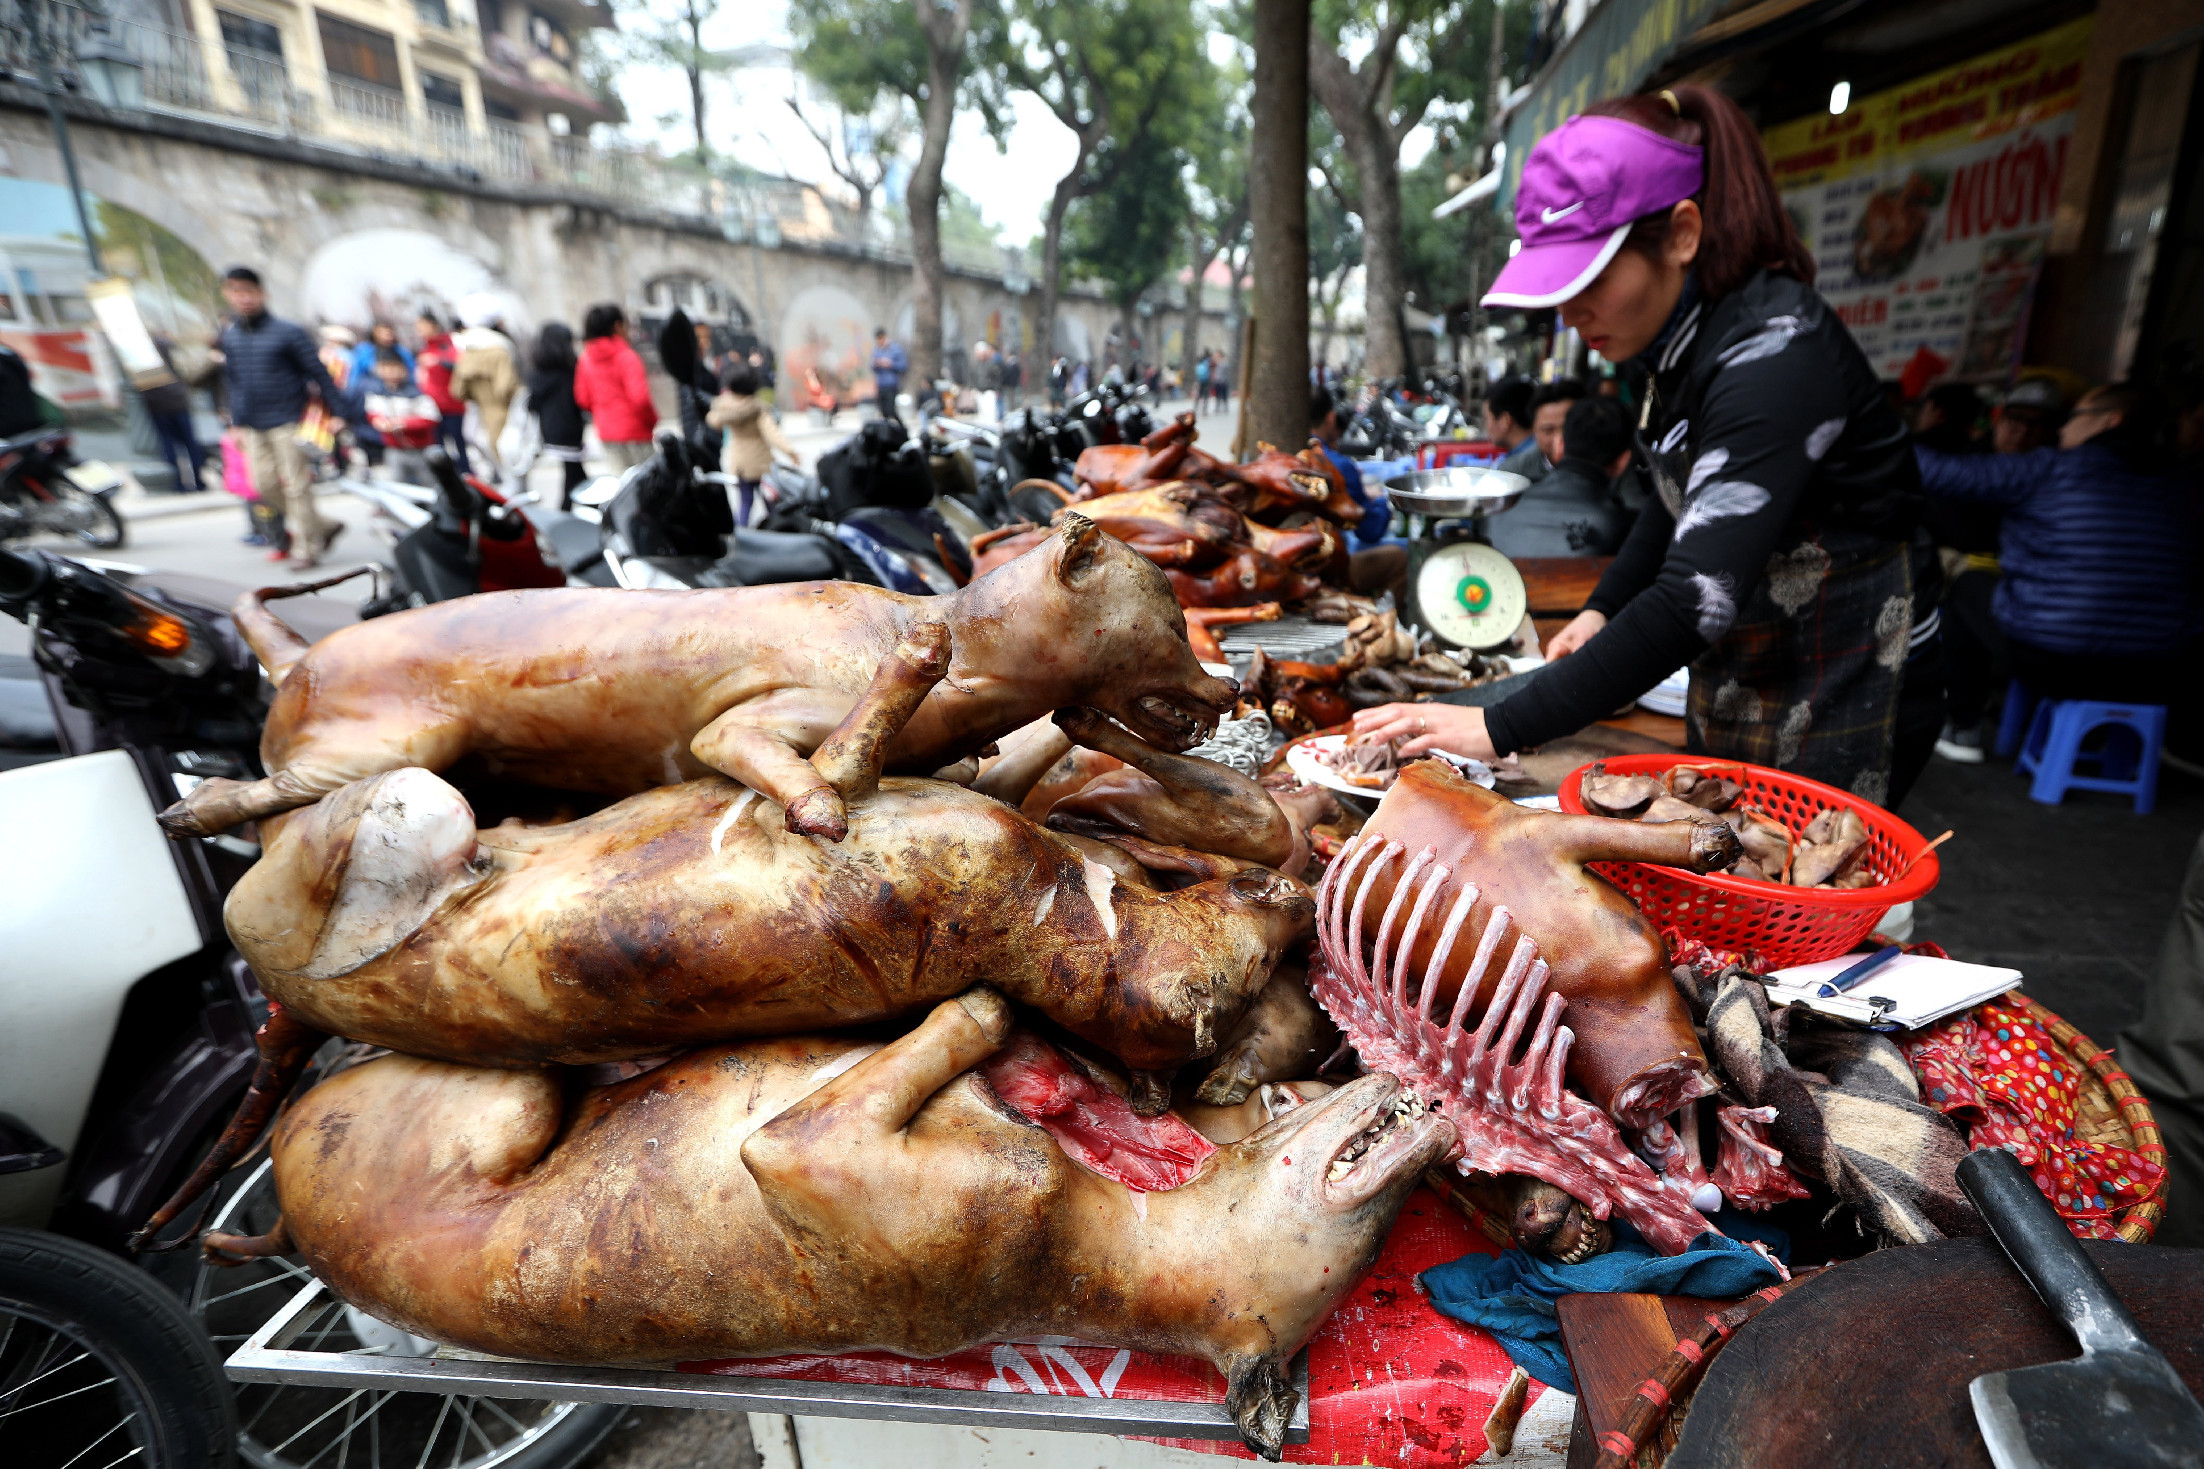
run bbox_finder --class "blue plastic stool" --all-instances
[2009,689,2167,813]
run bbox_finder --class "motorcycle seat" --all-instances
[540,516,607,575]
[715,528,841,587]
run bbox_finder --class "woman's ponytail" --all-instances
[1585,83,1815,298]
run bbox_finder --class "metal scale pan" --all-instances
[1384,466,1533,653]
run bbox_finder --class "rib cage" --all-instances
[1310,833,1720,1255]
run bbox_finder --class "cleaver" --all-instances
[1958,1147,2204,1468]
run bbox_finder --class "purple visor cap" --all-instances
[1482,115,1704,310]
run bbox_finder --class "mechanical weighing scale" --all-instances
[1383,466,1533,652]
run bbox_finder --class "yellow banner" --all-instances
[1762,16,2093,190]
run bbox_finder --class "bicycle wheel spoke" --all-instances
[473,1396,534,1436]
[5,1370,124,1417]
[409,1393,454,1469]
[199,1261,313,1311]
[295,1390,402,1469]
[54,1408,135,1469]
[93,1448,145,1469]
[265,1388,370,1458]
[0,1347,89,1409]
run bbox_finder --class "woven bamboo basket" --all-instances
[1577,991,2169,1468]
[2006,990,2167,1244]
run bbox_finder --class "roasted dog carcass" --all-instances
[160,515,1234,841]
[221,627,1310,1073]
[253,991,1454,1459]
[1307,761,1751,1253]
[1321,762,1735,1125]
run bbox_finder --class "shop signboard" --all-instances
[1499,0,1734,210]
[1760,17,2093,384]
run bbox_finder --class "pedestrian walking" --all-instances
[414,310,468,470]
[450,295,522,473]
[870,327,908,418]
[213,266,344,568]
[141,334,206,494]
[528,322,587,507]
[1193,352,1212,414]
[1002,348,1023,412]
[573,303,658,471]
[1048,356,1069,409]
[707,362,801,527]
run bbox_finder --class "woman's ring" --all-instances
[1417,716,1427,735]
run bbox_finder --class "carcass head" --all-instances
[1096,869,1315,1071]
[968,514,1237,751]
[225,767,486,980]
[1166,1071,1455,1458]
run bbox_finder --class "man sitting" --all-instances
[1490,395,1636,560]
[1498,377,1586,485]
[1483,376,1534,465]
[1915,382,2195,706]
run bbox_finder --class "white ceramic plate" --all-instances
[1636,667,1690,718]
[1285,735,1495,797]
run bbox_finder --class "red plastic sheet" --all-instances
[681,1186,1543,1466]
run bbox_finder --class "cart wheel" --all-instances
[0,1225,236,1469]
[184,1159,619,1469]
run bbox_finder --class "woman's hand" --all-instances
[1544,609,1608,661]
[1349,702,1498,762]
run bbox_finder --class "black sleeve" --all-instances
[1485,318,1851,755]
[1584,494,1672,616]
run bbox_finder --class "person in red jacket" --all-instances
[574,303,658,470]
[413,309,468,470]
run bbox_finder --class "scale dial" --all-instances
[1413,541,1529,652]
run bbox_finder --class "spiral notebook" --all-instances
[1762,953,2022,1030]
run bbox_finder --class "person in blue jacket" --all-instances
[347,321,413,386]
[1915,381,2195,705]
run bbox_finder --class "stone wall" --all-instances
[0,84,1208,393]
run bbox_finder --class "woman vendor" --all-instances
[1356,86,1943,806]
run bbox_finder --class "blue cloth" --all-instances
[349,340,414,384]
[1916,441,2196,657]
[1321,442,1389,547]
[219,312,340,430]
[1419,1215,1789,1394]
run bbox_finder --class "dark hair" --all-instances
[721,363,761,396]
[532,321,576,374]
[1561,395,1632,467]
[223,265,263,287]
[1309,385,1339,429]
[2087,381,2175,472]
[416,308,442,331]
[1533,377,1588,411]
[373,348,407,369]
[1487,376,1535,427]
[1584,84,1814,299]
[583,304,624,340]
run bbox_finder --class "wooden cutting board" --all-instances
[1665,1238,2204,1468]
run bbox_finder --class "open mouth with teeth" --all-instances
[1128,693,1220,750]
[1293,1077,1451,1208]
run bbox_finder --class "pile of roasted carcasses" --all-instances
[138,520,1806,1460]
[969,413,1363,611]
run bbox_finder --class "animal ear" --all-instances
[1055,513,1107,587]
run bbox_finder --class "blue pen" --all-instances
[1816,944,1903,998]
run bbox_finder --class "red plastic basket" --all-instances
[1555,754,1943,969]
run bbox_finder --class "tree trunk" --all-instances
[907,0,972,389]
[686,0,708,162]
[1033,144,1092,379]
[1178,214,1207,403]
[1249,0,1310,454]
[1308,46,1412,383]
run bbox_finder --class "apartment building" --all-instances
[78,0,621,180]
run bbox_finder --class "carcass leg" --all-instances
[203,1216,292,1267]
[131,1004,327,1251]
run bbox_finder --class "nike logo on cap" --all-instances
[1541,201,1585,223]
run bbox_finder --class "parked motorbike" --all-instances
[0,422,126,549]
[344,447,584,615]
[603,426,968,594]
[0,547,619,1469]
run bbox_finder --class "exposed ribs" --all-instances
[1311,834,1721,1255]
[1712,1104,1810,1212]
